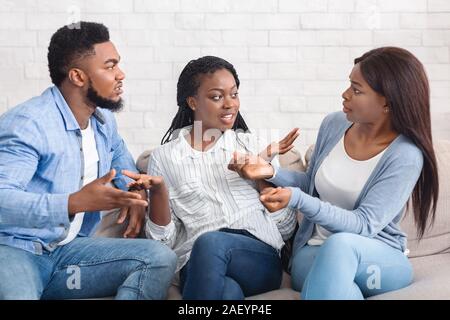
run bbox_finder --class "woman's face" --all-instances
[341,63,388,124]
[187,68,240,132]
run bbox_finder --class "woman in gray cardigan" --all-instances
[229,47,439,299]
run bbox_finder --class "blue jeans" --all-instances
[180,229,282,300]
[291,233,413,300]
[0,237,177,300]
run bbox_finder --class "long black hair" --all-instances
[355,47,439,238]
[161,56,249,145]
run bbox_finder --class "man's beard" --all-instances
[86,81,124,113]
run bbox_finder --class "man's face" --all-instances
[82,41,125,112]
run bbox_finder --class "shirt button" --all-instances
[80,176,84,180]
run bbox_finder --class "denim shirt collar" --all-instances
[50,86,106,132]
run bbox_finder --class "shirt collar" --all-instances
[51,86,105,132]
[176,127,238,160]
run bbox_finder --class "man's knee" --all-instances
[152,242,177,270]
[0,246,45,300]
[0,287,41,300]
[136,239,177,271]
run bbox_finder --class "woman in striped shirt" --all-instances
[124,56,299,300]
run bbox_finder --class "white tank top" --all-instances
[308,135,386,246]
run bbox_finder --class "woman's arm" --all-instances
[288,162,422,237]
[123,153,178,246]
[260,153,423,237]
[267,167,310,192]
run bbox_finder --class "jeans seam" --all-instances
[57,256,151,269]
[137,264,148,300]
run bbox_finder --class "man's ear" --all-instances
[67,68,87,88]
[187,97,196,111]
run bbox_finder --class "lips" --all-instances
[342,102,351,113]
[221,114,234,120]
[219,113,235,125]
[114,83,123,95]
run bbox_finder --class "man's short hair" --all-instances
[47,21,110,86]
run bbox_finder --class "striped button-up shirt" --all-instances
[145,128,297,272]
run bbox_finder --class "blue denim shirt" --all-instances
[0,86,137,254]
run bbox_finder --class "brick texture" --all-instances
[0,0,449,158]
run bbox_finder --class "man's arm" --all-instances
[0,115,71,228]
[0,115,147,229]
[108,113,137,190]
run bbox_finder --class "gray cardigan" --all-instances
[268,111,423,253]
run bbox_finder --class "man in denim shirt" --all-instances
[0,22,176,300]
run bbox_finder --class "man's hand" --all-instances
[117,190,147,238]
[68,169,148,216]
[260,187,292,212]
[123,170,171,226]
[228,152,275,180]
[259,128,300,161]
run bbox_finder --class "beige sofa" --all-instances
[95,140,450,300]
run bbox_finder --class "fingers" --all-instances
[113,189,148,208]
[277,129,300,155]
[260,187,282,202]
[123,215,138,238]
[98,169,116,184]
[260,189,281,213]
[124,198,148,208]
[283,127,300,141]
[284,144,295,152]
[123,206,145,238]
[117,207,129,224]
[260,187,276,196]
[227,152,238,171]
[122,170,142,181]
[263,203,278,213]
[127,182,145,192]
[282,128,300,144]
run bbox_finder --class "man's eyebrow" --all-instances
[104,57,120,64]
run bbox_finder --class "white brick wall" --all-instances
[0,0,449,159]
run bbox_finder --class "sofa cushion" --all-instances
[368,252,450,300]
[400,140,450,258]
[166,271,300,300]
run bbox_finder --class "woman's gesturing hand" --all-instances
[228,152,275,180]
[259,128,300,161]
